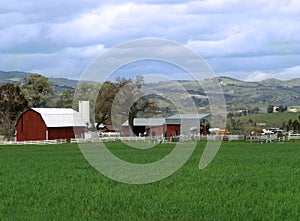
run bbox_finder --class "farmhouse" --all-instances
[16,108,86,141]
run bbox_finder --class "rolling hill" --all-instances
[0,70,299,112]
[0,70,78,91]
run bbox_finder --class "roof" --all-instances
[32,108,87,127]
[165,114,210,125]
[166,114,210,120]
[122,118,166,127]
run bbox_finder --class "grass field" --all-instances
[1,141,300,220]
[238,112,299,128]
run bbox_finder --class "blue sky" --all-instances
[0,0,300,81]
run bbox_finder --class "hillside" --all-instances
[0,70,78,91]
[0,70,299,112]
[0,71,30,84]
[238,112,299,129]
[149,76,299,112]
[219,77,300,110]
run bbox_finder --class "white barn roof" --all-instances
[32,108,87,127]
[122,118,166,127]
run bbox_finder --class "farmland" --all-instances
[1,141,300,220]
[237,112,299,128]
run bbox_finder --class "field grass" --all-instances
[1,141,300,220]
[238,112,299,128]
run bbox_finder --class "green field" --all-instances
[238,112,299,128]
[1,141,300,220]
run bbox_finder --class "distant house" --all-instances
[16,108,86,141]
[256,122,267,127]
[287,107,298,113]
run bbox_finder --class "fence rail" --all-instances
[289,134,300,140]
[1,134,299,145]
[0,139,67,145]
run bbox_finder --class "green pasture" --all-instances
[1,141,300,220]
[238,112,299,128]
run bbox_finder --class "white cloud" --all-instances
[244,65,300,82]
[0,0,300,80]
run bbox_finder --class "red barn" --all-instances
[165,114,210,137]
[16,108,86,141]
[121,118,166,137]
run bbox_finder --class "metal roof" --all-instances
[32,108,87,128]
[122,118,166,127]
[166,114,210,120]
[165,114,210,125]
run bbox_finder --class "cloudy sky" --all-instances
[1,0,300,81]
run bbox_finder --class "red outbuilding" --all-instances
[16,108,86,141]
[121,118,166,137]
[165,114,210,137]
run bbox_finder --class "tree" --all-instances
[287,119,293,132]
[0,83,28,138]
[22,74,55,107]
[205,122,211,134]
[267,105,274,113]
[73,82,99,108]
[128,96,157,135]
[251,107,260,114]
[56,89,74,108]
[95,81,119,125]
[95,76,157,135]
[278,105,287,113]
[292,120,300,133]
[115,76,157,135]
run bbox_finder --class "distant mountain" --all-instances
[149,76,300,112]
[0,70,79,91]
[0,70,299,112]
[0,71,30,84]
[209,76,299,111]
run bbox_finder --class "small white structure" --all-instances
[287,107,298,113]
[79,101,90,127]
[273,106,279,113]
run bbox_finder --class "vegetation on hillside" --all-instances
[0,71,299,137]
[227,112,300,134]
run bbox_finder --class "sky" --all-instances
[0,0,300,81]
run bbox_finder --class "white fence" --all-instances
[289,134,300,140]
[246,134,279,143]
[0,139,67,145]
[1,134,299,145]
[191,134,245,141]
[71,134,247,143]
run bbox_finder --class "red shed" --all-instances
[16,108,86,141]
[121,118,166,137]
[165,114,210,137]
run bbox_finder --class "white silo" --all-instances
[79,101,90,127]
